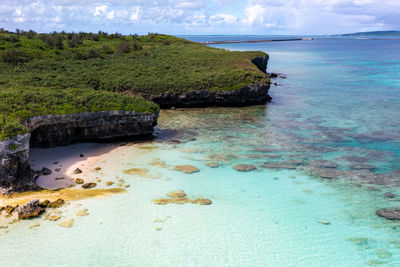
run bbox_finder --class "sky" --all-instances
[1,0,400,35]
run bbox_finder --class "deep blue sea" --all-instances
[1,36,400,266]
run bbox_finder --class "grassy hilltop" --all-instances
[0,30,269,140]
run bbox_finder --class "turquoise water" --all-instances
[2,38,400,266]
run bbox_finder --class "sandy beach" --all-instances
[29,142,122,190]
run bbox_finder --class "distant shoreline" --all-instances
[199,38,311,44]
[199,36,400,44]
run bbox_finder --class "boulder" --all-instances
[41,167,52,175]
[82,182,97,189]
[75,178,84,184]
[17,199,45,219]
[72,168,83,174]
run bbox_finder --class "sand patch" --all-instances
[0,188,126,207]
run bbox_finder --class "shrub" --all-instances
[74,51,88,60]
[163,40,171,46]
[1,49,31,64]
[102,44,113,54]
[67,35,83,48]
[25,30,37,39]
[117,42,131,53]
[40,34,64,49]
[8,35,20,43]
[132,42,142,51]
[87,48,101,59]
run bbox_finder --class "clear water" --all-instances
[1,37,400,266]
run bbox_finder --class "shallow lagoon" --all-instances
[1,38,400,266]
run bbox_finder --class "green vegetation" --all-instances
[0,29,268,140]
[0,87,159,140]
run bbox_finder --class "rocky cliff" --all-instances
[143,56,271,108]
[144,83,271,108]
[0,111,158,193]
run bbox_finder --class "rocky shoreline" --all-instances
[0,55,271,194]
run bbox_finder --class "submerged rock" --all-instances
[384,192,396,198]
[174,165,199,174]
[29,223,40,229]
[47,198,64,208]
[167,190,187,198]
[75,209,89,216]
[17,199,45,219]
[233,164,257,172]
[308,160,338,169]
[153,190,212,206]
[47,215,61,221]
[317,219,331,225]
[193,198,212,205]
[261,163,296,170]
[205,162,219,168]
[82,183,97,189]
[312,168,341,179]
[376,208,400,220]
[58,219,74,228]
[349,163,377,170]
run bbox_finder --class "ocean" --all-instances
[1,36,400,266]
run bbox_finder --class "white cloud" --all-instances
[0,0,400,34]
[93,5,107,16]
[209,14,238,25]
[130,7,140,21]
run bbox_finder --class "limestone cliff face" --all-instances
[26,111,158,147]
[0,111,158,193]
[144,83,271,108]
[252,55,269,73]
[0,134,36,194]
[142,56,271,108]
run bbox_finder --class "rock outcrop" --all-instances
[0,110,158,193]
[143,84,271,108]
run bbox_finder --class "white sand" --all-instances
[29,143,122,190]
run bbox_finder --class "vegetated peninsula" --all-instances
[333,30,400,37]
[0,30,271,193]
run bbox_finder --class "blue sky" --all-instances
[1,0,400,35]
